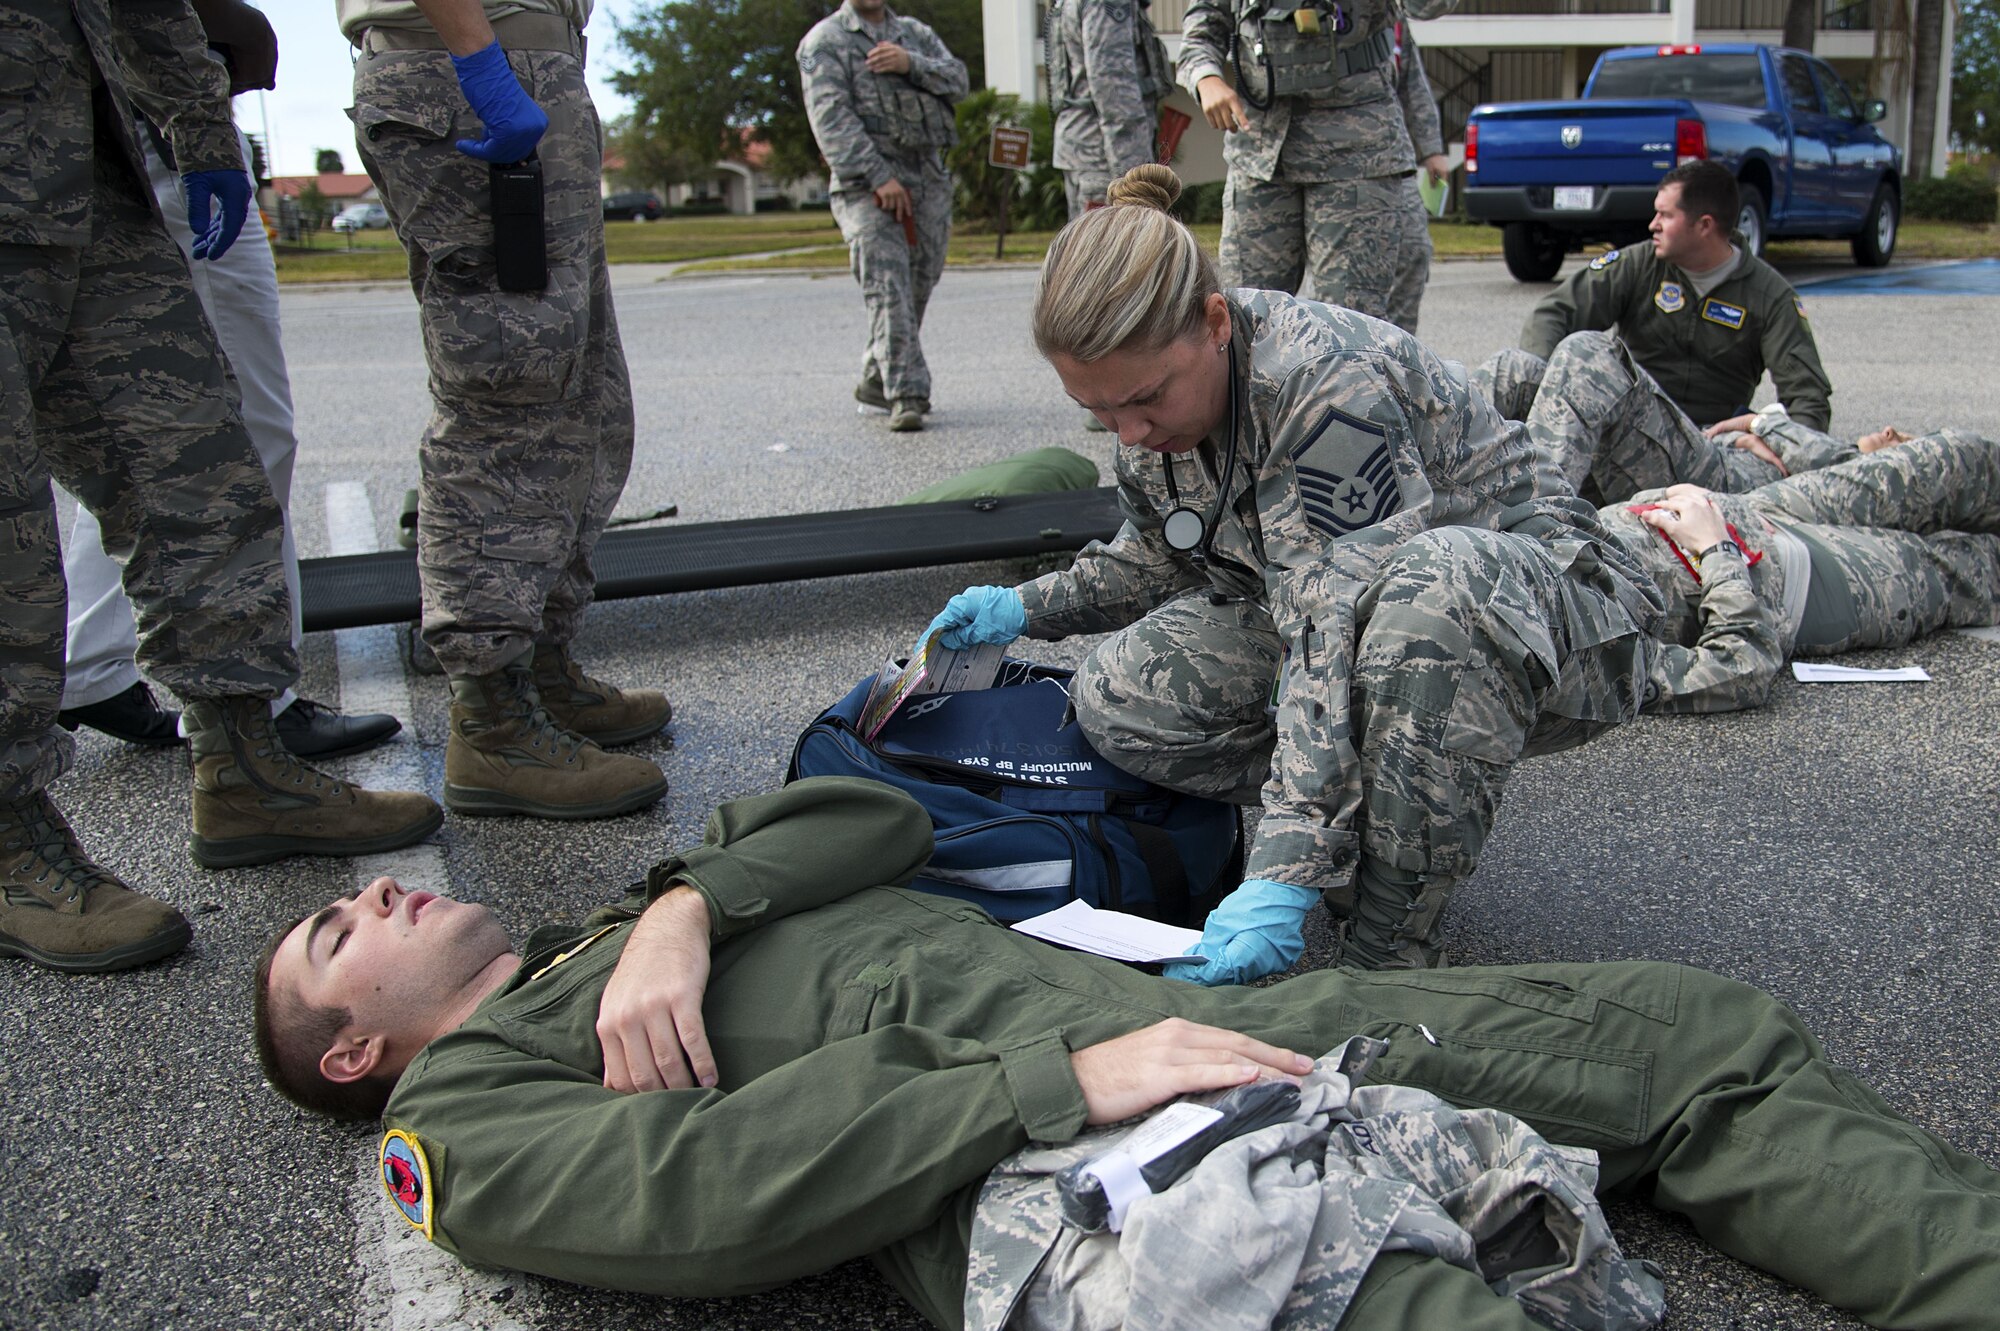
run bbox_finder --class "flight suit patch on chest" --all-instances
[1289,407,1402,538]
[380,1129,436,1241]
[1700,298,1746,329]
[1653,281,1685,314]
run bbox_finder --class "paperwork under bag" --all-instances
[787,662,1242,926]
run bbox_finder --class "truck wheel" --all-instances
[1735,184,1767,256]
[1501,223,1566,282]
[1852,185,1898,267]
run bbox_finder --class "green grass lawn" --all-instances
[274,211,2000,283]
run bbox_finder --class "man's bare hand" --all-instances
[873,177,913,224]
[1197,76,1248,132]
[1420,154,1450,186]
[1726,430,1788,476]
[865,41,913,75]
[1642,486,1730,554]
[596,887,716,1093]
[190,0,278,93]
[1859,425,1912,454]
[1070,1019,1312,1126]
[1702,413,1758,439]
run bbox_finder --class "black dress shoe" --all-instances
[57,682,182,747]
[273,697,402,759]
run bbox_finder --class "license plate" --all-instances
[1553,186,1594,211]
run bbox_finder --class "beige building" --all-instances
[983,0,1957,182]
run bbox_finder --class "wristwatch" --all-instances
[1698,538,1746,563]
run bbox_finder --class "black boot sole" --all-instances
[442,776,667,820]
[0,917,192,973]
[187,805,446,870]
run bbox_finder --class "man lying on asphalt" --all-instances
[255,778,2000,1329]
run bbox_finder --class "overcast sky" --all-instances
[247,2,642,177]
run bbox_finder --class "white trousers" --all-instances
[59,127,301,712]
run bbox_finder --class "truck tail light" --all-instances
[1657,43,1702,55]
[1465,121,1478,174]
[1675,118,1707,164]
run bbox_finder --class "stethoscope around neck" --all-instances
[1160,338,1242,565]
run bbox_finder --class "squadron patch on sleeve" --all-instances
[1653,280,1685,314]
[1588,248,1620,270]
[798,49,818,73]
[1700,297,1746,330]
[1794,296,1809,321]
[380,1129,436,1240]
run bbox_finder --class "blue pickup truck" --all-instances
[1464,44,1902,281]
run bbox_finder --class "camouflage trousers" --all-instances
[1507,331,1781,504]
[1074,528,1640,969]
[1383,173,1431,334]
[1062,170,1115,220]
[829,158,952,403]
[0,156,294,800]
[1750,430,2000,654]
[1220,172,1409,318]
[353,45,635,678]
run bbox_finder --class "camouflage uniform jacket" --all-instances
[798,2,967,195]
[1017,290,1665,893]
[1391,27,1442,162]
[1519,242,1833,431]
[966,1037,1665,1331]
[1177,0,1456,183]
[1599,503,1792,714]
[2,0,237,246]
[1048,0,1169,179]
[336,0,593,42]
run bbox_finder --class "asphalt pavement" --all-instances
[3,252,1997,1331]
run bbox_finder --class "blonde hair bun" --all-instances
[1107,164,1183,214]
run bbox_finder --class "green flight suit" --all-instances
[1517,242,1832,431]
[380,778,2000,1330]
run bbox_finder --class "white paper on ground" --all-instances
[1791,662,1930,683]
[1012,899,1204,963]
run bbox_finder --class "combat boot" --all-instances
[184,698,444,870]
[855,369,889,410]
[889,398,926,432]
[531,644,673,748]
[0,790,190,973]
[445,655,667,820]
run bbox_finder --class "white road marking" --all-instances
[326,482,536,1331]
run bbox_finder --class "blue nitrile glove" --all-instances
[449,41,549,163]
[183,169,252,261]
[1163,879,1318,987]
[924,586,1027,651]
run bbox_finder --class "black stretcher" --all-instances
[298,487,1125,634]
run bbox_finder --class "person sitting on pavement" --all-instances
[1473,160,1832,436]
[1599,429,2000,713]
[55,0,400,761]
[925,163,1665,978]
[253,778,2000,1331]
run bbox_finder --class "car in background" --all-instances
[603,190,665,222]
[330,202,390,232]
[1465,44,1901,280]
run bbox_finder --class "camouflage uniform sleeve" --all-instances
[1081,0,1155,176]
[1396,36,1444,160]
[899,18,969,103]
[1016,463,1206,637]
[1176,0,1232,94]
[1639,554,1784,713]
[800,32,894,191]
[95,0,238,172]
[1519,254,1636,360]
[1756,288,1833,433]
[1245,345,1593,890]
[1746,404,1857,475]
